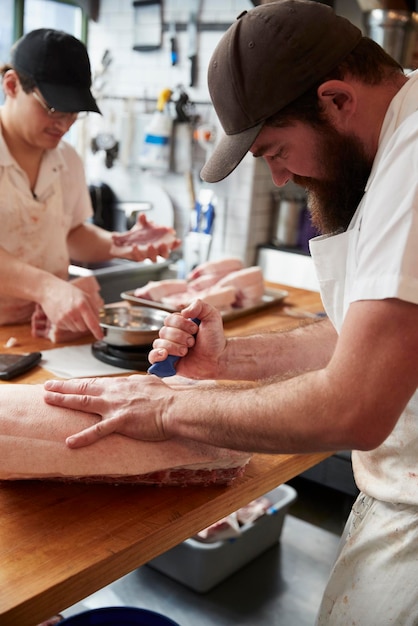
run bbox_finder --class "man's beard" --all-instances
[293,124,373,235]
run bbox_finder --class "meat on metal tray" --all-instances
[120,287,289,322]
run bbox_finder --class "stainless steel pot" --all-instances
[272,197,305,247]
[99,305,169,346]
[364,9,418,68]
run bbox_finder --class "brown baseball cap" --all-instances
[201,0,362,183]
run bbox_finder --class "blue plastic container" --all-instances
[60,607,180,625]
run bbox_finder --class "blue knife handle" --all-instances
[203,202,215,234]
[170,37,178,66]
[148,318,201,378]
[147,354,179,378]
[192,201,201,232]
[192,201,215,234]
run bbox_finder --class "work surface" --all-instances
[0,283,330,626]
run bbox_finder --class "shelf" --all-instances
[258,243,311,257]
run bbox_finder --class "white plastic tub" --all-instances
[147,483,297,593]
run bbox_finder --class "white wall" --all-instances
[81,0,364,268]
[82,0,268,266]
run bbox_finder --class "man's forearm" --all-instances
[216,317,336,381]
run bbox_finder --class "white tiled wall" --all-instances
[79,0,273,267]
[80,0,362,270]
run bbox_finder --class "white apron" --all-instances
[311,222,418,625]
[310,228,353,331]
[310,194,418,505]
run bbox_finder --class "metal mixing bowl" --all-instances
[99,305,169,346]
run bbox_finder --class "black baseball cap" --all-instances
[11,28,101,114]
[201,0,362,183]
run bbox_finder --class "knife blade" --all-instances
[187,3,199,86]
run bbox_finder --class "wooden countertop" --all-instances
[0,284,330,626]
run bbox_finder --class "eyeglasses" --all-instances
[32,90,87,121]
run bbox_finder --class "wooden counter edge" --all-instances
[0,452,332,626]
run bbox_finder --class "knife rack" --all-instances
[162,22,233,32]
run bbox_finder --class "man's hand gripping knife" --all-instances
[148,318,201,377]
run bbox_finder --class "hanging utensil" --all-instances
[187,0,201,86]
[183,189,216,275]
[192,189,215,235]
[169,21,178,66]
[132,0,163,51]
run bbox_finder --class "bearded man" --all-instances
[44,3,418,623]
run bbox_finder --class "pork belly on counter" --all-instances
[0,384,251,486]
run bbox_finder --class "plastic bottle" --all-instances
[139,88,173,172]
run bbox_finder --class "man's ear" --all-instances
[2,70,19,97]
[317,79,357,126]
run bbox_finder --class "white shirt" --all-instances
[310,71,418,505]
[0,124,93,324]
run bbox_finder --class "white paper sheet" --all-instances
[40,344,138,379]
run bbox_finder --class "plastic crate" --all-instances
[147,483,297,593]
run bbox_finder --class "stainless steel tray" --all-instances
[120,288,288,322]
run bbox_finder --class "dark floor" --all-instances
[59,478,355,625]
[287,476,355,535]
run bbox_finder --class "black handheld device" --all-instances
[0,352,42,380]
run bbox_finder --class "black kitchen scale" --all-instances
[92,341,152,371]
